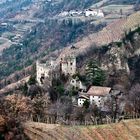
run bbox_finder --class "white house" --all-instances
[85,10,97,17]
[1,22,8,26]
[78,86,112,107]
[85,9,104,18]
[78,95,89,107]
[87,86,111,107]
[58,11,69,17]
[97,9,104,17]
[69,10,82,16]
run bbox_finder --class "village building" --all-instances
[78,86,112,107]
[87,86,112,107]
[78,95,89,107]
[58,9,104,18]
[58,11,69,17]
[69,10,83,16]
[78,86,123,108]
[85,9,104,17]
[0,22,8,27]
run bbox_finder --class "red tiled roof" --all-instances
[87,86,111,96]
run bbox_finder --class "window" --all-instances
[70,62,73,65]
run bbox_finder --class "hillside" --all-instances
[57,11,140,60]
[0,1,140,140]
[24,119,140,140]
[0,0,140,88]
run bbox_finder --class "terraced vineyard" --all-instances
[24,119,140,140]
[57,11,140,61]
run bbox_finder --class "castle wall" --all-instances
[36,55,77,85]
[61,55,76,75]
[36,61,50,85]
[61,62,68,75]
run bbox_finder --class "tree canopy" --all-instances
[85,61,105,86]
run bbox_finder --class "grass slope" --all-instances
[24,119,140,140]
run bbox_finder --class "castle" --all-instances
[36,55,77,85]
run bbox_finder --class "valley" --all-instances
[0,0,45,53]
[0,0,139,82]
[0,1,140,140]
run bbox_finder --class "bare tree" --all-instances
[129,84,140,116]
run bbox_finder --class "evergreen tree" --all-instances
[28,75,36,85]
[85,61,105,86]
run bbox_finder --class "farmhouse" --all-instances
[58,9,104,18]
[78,86,112,107]
[85,9,104,17]
[58,11,69,17]
[87,86,111,107]
[78,95,89,107]
[69,10,83,16]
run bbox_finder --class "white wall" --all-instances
[78,96,104,107]
[85,11,97,17]
[36,62,50,85]
[98,11,104,17]
[85,10,104,17]
[90,96,103,107]
[61,63,68,75]
[78,98,86,107]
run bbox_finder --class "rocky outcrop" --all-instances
[100,44,130,74]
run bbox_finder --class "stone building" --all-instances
[36,59,57,85]
[70,77,87,92]
[60,55,76,76]
[36,55,77,85]
[78,86,112,107]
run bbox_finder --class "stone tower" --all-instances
[60,55,76,76]
[36,58,56,85]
